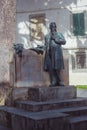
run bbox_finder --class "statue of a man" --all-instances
[44,22,66,86]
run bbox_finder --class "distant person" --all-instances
[44,22,66,86]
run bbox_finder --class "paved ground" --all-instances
[77,89,87,98]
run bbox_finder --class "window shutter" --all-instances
[73,13,85,36]
[85,11,87,35]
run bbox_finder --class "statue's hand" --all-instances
[30,46,44,55]
[51,35,55,40]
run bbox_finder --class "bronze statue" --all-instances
[30,45,44,55]
[29,22,66,87]
[44,22,66,86]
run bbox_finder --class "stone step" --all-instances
[1,105,87,130]
[25,105,87,117]
[0,125,11,130]
[0,106,69,130]
[0,106,25,128]
[65,116,87,130]
[15,98,87,112]
[57,106,87,116]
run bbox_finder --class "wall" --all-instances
[16,0,87,48]
[0,0,16,104]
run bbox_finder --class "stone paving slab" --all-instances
[77,89,87,98]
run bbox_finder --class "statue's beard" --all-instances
[51,30,57,36]
[51,28,56,33]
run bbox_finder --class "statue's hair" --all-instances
[49,22,57,28]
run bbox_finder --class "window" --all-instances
[72,13,85,36]
[71,49,87,70]
[75,51,86,69]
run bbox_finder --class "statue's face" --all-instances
[50,23,56,32]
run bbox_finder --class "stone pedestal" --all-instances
[28,86,76,101]
[12,49,69,88]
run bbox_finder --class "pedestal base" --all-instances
[28,86,76,101]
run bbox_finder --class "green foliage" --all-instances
[76,85,87,89]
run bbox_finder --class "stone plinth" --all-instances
[28,86,76,101]
[13,50,50,87]
[13,49,69,88]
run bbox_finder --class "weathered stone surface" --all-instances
[0,85,12,106]
[12,87,29,100]
[0,110,11,127]
[13,49,69,88]
[0,125,11,130]
[1,97,87,130]
[13,50,50,87]
[0,106,69,130]
[15,98,87,112]
[65,116,87,130]
[11,113,68,130]
[58,106,87,116]
[11,85,76,102]
[28,86,76,101]
[0,0,16,105]
[15,103,87,117]
[1,105,87,130]
[0,0,16,86]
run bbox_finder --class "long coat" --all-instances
[44,32,66,71]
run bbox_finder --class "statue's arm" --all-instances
[45,35,50,52]
[54,33,66,45]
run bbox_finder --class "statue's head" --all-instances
[49,22,57,31]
